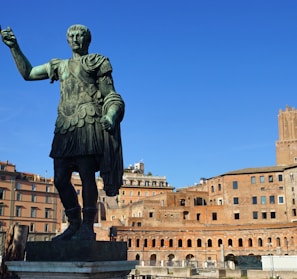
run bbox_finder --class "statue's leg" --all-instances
[71,156,98,241]
[52,158,81,241]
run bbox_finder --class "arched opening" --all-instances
[150,254,157,266]
[187,239,192,247]
[160,239,165,247]
[238,238,243,247]
[248,238,253,247]
[258,238,263,247]
[207,239,212,247]
[168,254,175,266]
[228,239,233,247]
[135,254,140,261]
[218,239,223,247]
[197,238,202,247]
[178,239,183,247]
[276,237,281,247]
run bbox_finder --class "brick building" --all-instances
[0,161,62,245]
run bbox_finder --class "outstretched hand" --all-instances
[1,27,17,48]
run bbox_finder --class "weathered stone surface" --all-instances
[26,241,127,262]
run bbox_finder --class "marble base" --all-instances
[6,260,137,279]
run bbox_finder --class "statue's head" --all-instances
[66,24,91,52]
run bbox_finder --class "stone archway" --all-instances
[150,254,157,266]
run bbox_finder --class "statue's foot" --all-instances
[71,223,96,241]
[52,225,80,241]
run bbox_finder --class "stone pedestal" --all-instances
[5,241,137,279]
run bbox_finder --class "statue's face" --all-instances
[67,29,89,54]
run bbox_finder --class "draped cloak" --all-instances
[46,53,125,196]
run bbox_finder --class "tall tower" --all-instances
[276,105,297,165]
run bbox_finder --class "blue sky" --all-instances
[1,1,297,188]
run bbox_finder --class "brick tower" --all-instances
[276,105,297,165]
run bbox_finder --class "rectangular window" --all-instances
[270,195,275,204]
[196,213,200,221]
[252,196,257,204]
[31,194,36,202]
[234,213,240,220]
[45,208,51,219]
[0,188,4,200]
[268,175,273,182]
[278,196,284,204]
[32,184,36,191]
[232,181,238,189]
[278,174,283,182]
[31,207,37,218]
[44,223,49,232]
[271,212,276,219]
[0,205,4,216]
[293,209,297,216]
[251,176,256,184]
[16,192,22,201]
[260,176,265,183]
[233,197,239,205]
[218,184,222,191]
[149,212,154,218]
[45,196,51,203]
[46,185,51,192]
[30,223,35,232]
[212,212,217,221]
[253,211,258,219]
[261,196,266,205]
[15,206,22,217]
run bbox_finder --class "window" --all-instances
[45,208,51,219]
[31,194,36,202]
[196,213,200,221]
[187,239,192,247]
[16,192,22,201]
[253,211,258,219]
[31,207,37,218]
[211,185,214,192]
[292,208,297,216]
[44,223,49,232]
[45,196,51,203]
[144,239,148,247]
[212,212,217,221]
[197,239,202,247]
[278,196,284,204]
[0,188,4,199]
[232,181,238,189]
[129,191,133,196]
[233,197,239,205]
[178,239,183,247]
[234,213,240,220]
[268,175,273,182]
[218,184,222,191]
[251,176,256,184]
[0,205,4,216]
[30,223,35,232]
[180,199,186,206]
[260,176,265,183]
[278,174,283,182]
[46,185,51,192]
[271,212,276,219]
[252,196,257,204]
[16,183,21,190]
[169,239,173,247]
[261,196,266,205]
[262,212,267,219]
[145,181,149,186]
[238,238,243,247]
[149,212,154,218]
[269,195,275,204]
[32,184,36,191]
[15,206,22,217]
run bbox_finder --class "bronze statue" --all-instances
[1,25,125,241]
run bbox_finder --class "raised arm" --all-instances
[1,27,49,81]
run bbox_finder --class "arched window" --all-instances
[207,239,212,247]
[197,238,202,247]
[144,239,148,247]
[128,238,132,247]
[276,237,281,247]
[178,239,183,247]
[169,239,173,247]
[248,238,253,247]
[136,239,140,247]
[238,238,243,247]
[160,239,165,247]
[218,239,223,247]
[228,239,233,247]
[152,239,156,247]
[187,239,192,247]
[136,254,140,261]
[258,238,263,247]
